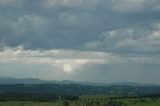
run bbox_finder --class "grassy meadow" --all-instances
[0,94,159,106]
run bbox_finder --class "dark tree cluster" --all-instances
[0,84,160,102]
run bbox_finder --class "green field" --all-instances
[128,101,160,106]
[0,95,159,106]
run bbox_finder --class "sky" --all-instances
[0,0,160,84]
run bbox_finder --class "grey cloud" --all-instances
[84,26,160,54]
[0,47,160,83]
[0,0,160,53]
[0,0,160,83]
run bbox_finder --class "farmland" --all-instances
[0,94,160,106]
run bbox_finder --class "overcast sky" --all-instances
[0,0,160,84]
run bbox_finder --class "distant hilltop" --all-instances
[0,76,158,87]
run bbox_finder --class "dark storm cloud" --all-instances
[0,0,160,53]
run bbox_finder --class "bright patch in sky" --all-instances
[63,64,72,74]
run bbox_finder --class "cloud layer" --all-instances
[0,46,160,83]
[0,0,160,53]
[0,0,160,83]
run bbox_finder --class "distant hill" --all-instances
[0,76,158,87]
[0,77,45,84]
[0,76,160,101]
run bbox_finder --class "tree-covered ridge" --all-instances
[0,84,160,101]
